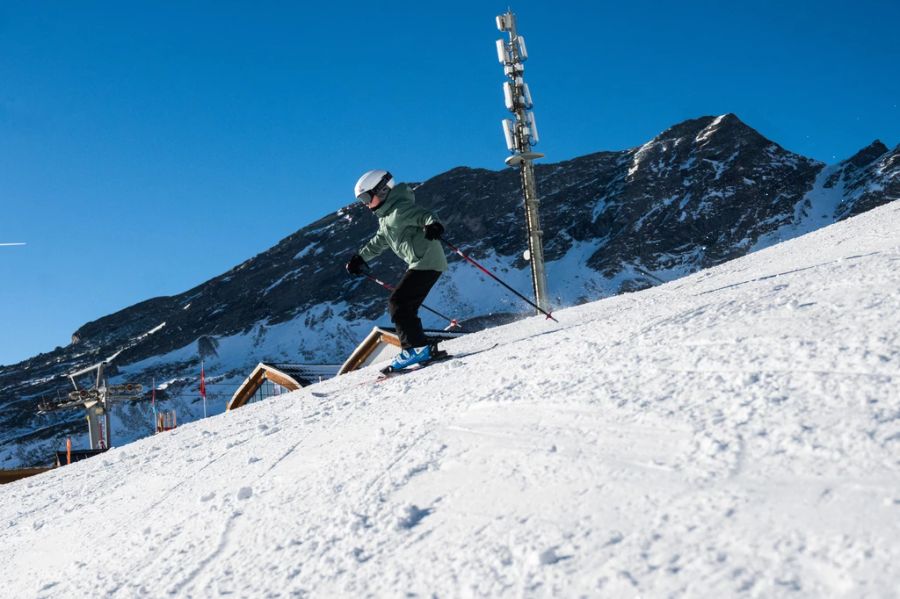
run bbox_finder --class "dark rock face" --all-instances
[538,114,825,276]
[827,141,900,220]
[1,114,896,466]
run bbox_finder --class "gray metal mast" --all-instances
[495,9,551,314]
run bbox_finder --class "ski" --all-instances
[376,344,500,381]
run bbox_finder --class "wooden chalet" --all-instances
[0,448,107,485]
[0,467,53,485]
[227,363,340,411]
[228,327,466,410]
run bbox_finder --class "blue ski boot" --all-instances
[380,343,449,376]
[389,345,433,371]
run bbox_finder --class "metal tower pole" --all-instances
[519,159,550,312]
[103,386,112,448]
[496,9,551,314]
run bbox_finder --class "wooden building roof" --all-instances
[227,362,340,411]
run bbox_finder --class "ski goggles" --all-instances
[356,172,393,204]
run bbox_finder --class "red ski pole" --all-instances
[442,239,558,322]
[361,271,460,329]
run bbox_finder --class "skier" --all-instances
[345,170,447,370]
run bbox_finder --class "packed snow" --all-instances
[1,202,898,597]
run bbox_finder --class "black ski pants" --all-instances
[388,269,442,349]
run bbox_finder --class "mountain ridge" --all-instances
[1,113,897,467]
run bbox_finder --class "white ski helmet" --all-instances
[354,169,394,204]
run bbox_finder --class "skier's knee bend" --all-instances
[390,306,417,324]
[389,293,419,319]
[388,297,401,319]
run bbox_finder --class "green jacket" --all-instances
[358,183,448,272]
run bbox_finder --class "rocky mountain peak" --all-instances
[649,113,764,149]
[847,140,889,168]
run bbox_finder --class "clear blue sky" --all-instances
[1,0,897,365]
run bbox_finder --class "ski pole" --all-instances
[442,239,558,322]
[360,271,461,329]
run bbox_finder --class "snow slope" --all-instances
[2,203,898,598]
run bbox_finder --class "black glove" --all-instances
[345,254,366,276]
[424,222,444,241]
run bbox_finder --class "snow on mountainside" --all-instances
[1,202,898,597]
[1,114,897,468]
